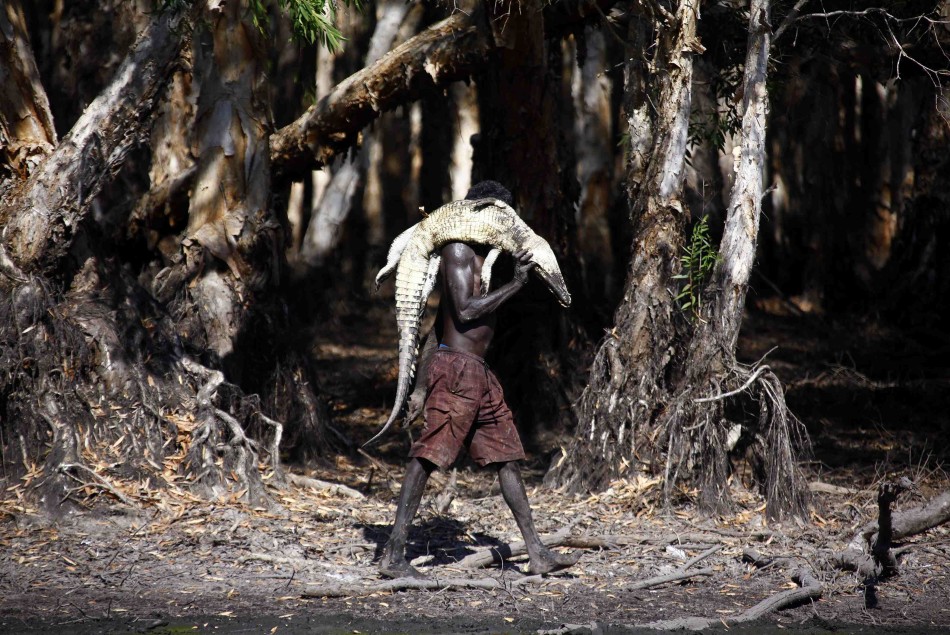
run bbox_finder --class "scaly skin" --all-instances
[364,198,570,447]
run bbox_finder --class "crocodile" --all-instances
[365,197,570,447]
[376,230,501,298]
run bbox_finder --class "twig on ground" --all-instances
[637,568,822,630]
[682,544,722,570]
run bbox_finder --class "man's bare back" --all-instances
[438,242,536,358]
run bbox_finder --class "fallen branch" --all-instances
[638,568,822,630]
[59,463,135,506]
[834,483,947,580]
[301,573,545,598]
[865,489,950,544]
[287,473,364,499]
[562,533,731,549]
[682,544,722,570]
[728,569,822,623]
[742,547,794,571]
[625,567,714,591]
[458,528,571,568]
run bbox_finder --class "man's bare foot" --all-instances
[378,557,427,580]
[526,548,581,575]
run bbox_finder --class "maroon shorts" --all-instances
[409,347,525,469]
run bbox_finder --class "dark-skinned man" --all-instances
[378,180,580,579]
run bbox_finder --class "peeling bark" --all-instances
[0,5,192,276]
[0,0,57,182]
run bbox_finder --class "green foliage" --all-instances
[688,64,743,153]
[248,0,362,52]
[673,214,720,321]
[248,0,361,51]
[157,0,360,51]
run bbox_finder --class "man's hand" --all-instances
[513,249,537,285]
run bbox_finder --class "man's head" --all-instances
[465,180,513,207]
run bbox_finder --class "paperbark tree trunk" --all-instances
[547,0,698,493]
[0,5,190,276]
[572,26,615,312]
[472,0,586,440]
[0,0,57,182]
[548,0,809,519]
[0,4,196,510]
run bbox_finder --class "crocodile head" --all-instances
[535,266,571,307]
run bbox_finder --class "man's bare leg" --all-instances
[379,457,434,578]
[496,461,581,575]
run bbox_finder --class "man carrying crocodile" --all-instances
[377,180,581,579]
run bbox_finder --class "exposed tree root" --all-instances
[58,463,134,507]
[661,360,811,519]
[180,357,272,505]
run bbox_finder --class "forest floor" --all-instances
[1,295,948,634]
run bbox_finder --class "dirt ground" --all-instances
[1,298,948,634]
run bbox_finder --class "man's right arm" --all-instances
[442,244,536,323]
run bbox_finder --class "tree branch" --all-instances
[0,5,193,276]
[269,9,491,180]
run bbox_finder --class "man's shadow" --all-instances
[359,517,524,571]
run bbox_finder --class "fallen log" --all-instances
[287,472,364,499]
[301,573,546,598]
[833,483,948,580]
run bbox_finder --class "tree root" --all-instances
[301,573,548,598]
[180,357,284,504]
[58,463,135,507]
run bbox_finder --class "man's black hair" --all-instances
[465,180,513,207]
